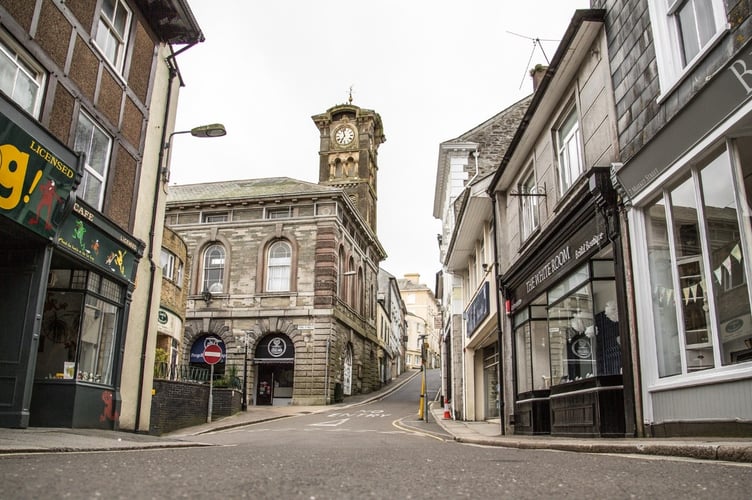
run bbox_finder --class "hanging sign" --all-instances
[55,200,143,284]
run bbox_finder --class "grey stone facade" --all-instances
[166,176,386,406]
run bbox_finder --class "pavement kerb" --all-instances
[428,406,752,463]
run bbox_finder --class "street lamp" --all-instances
[235,331,251,411]
[161,123,227,183]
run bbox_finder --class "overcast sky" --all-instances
[168,0,590,286]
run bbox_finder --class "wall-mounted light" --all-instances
[202,289,213,305]
[161,123,227,183]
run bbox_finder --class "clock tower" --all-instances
[312,101,385,232]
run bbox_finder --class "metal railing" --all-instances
[154,362,210,383]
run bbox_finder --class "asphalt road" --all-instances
[1,370,751,499]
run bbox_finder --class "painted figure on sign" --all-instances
[29,179,61,230]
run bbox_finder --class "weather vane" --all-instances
[348,85,353,104]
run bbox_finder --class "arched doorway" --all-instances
[254,334,294,406]
[343,344,353,396]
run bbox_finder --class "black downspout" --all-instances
[134,53,180,431]
[490,193,505,435]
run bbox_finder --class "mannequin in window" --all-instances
[595,300,620,375]
[566,315,593,381]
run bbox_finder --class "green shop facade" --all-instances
[0,97,143,429]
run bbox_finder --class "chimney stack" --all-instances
[530,64,548,91]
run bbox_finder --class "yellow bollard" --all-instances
[417,368,426,418]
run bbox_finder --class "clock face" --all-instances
[335,126,355,145]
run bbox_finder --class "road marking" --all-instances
[326,409,391,418]
[309,418,349,427]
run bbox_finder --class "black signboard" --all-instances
[466,281,489,337]
[0,97,81,238]
[56,201,144,284]
[511,218,606,310]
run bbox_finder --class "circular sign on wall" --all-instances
[268,337,287,358]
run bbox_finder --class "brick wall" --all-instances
[149,380,241,435]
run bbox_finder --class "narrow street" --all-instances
[1,370,750,499]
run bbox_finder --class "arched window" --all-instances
[266,240,292,292]
[202,244,225,293]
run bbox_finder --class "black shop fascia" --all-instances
[501,182,629,438]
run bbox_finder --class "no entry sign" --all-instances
[203,344,222,365]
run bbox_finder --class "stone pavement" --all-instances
[0,369,750,463]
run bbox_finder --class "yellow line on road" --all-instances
[391,417,448,442]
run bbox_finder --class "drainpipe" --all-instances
[134,45,192,431]
[489,192,505,435]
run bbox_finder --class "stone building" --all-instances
[398,274,441,371]
[0,0,206,431]
[596,0,752,437]
[165,103,387,406]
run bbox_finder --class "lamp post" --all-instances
[236,331,251,411]
[161,123,226,183]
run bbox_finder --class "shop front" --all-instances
[507,195,629,437]
[0,96,143,429]
[464,280,500,421]
[253,334,295,406]
[613,42,752,436]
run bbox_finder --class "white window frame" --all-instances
[266,207,292,219]
[0,32,46,117]
[202,244,225,294]
[74,112,112,210]
[202,212,229,223]
[555,106,583,195]
[266,240,291,292]
[94,0,132,72]
[648,0,728,99]
[160,248,175,281]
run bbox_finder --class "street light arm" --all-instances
[160,123,227,183]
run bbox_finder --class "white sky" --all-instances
[169,0,590,286]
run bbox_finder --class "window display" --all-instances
[645,145,752,377]
[35,269,122,385]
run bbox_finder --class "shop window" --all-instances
[0,32,45,117]
[645,146,752,377]
[555,106,583,195]
[648,0,727,93]
[36,271,123,385]
[483,345,500,418]
[94,0,131,72]
[74,112,112,210]
[514,296,551,393]
[266,240,291,292]
[202,244,225,293]
[548,283,595,384]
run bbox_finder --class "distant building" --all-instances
[377,269,407,381]
[398,274,441,370]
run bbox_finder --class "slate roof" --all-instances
[166,177,341,204]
